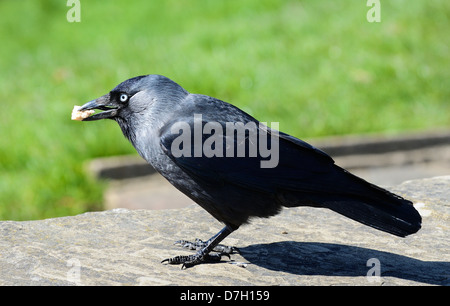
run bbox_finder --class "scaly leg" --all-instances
[175,237,238,254]
[161,225,235,269]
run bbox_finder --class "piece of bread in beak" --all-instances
[71,105,94,121]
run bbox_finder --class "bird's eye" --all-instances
[119,93,129,102]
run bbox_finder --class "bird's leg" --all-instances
[174,229,239,254]
[175,238,238,254]
[162,225,235,269]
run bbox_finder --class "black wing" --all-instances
[159,116,337,196]
[159,95,421,236]
[160,116,421,237]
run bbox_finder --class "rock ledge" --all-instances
[0,176,448,285]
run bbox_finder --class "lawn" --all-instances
[0,0,449,220]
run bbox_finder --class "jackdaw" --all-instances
[77,74,422,268]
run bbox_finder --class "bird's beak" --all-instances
[79,93,118,121]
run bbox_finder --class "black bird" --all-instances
[78,74,422,268]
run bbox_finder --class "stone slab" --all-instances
[0,176,448,286]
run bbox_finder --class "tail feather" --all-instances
[326,197,422,237]
[281,166,422,237]
[328,168,422,237]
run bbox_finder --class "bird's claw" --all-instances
[174,238,239,254]
[161,252,230,269]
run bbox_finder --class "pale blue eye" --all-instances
[120,93,128,102]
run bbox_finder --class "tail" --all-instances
[283,166,422,237]
[325,195,422,237]
[324,168,422,237]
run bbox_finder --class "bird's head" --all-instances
[78,74,188,121]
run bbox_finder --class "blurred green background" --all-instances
[0,0,448,220]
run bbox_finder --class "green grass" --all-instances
[0,0,449,220]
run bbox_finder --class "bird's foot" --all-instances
[175,238,239,254]
[161,251,230,269]
[162,226,236,269]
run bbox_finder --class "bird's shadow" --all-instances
[238,241,449,285]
